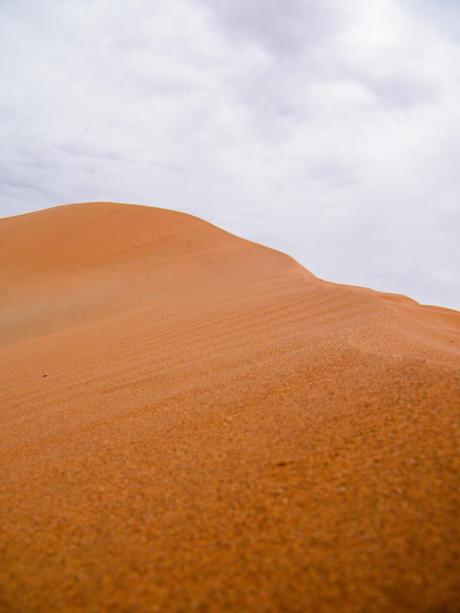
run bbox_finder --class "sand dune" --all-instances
[1,202,459,612]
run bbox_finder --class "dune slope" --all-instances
[1,202,459,612]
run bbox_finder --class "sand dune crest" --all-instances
[1,202,459,611]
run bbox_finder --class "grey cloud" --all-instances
[359,72,442,111]
[408,0,460,42]
[202,0,348,55]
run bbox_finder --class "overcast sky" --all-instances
[1,0,459,308]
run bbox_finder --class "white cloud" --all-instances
[0,0,459,308]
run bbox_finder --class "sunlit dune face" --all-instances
[1,203,459,611]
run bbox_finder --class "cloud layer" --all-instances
[1,0,459,308]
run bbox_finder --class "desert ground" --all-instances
[1,202,459,611]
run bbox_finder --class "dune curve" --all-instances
[1,202,459,612]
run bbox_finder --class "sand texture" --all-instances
[1,202,459,612]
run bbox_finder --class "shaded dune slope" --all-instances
[1,202,459,612]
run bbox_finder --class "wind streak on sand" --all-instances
[1,202,459,611]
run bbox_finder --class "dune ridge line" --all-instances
[1,202,459,611]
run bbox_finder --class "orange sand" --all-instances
[1,202,459,612]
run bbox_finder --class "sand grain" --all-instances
[1,202,459,612]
